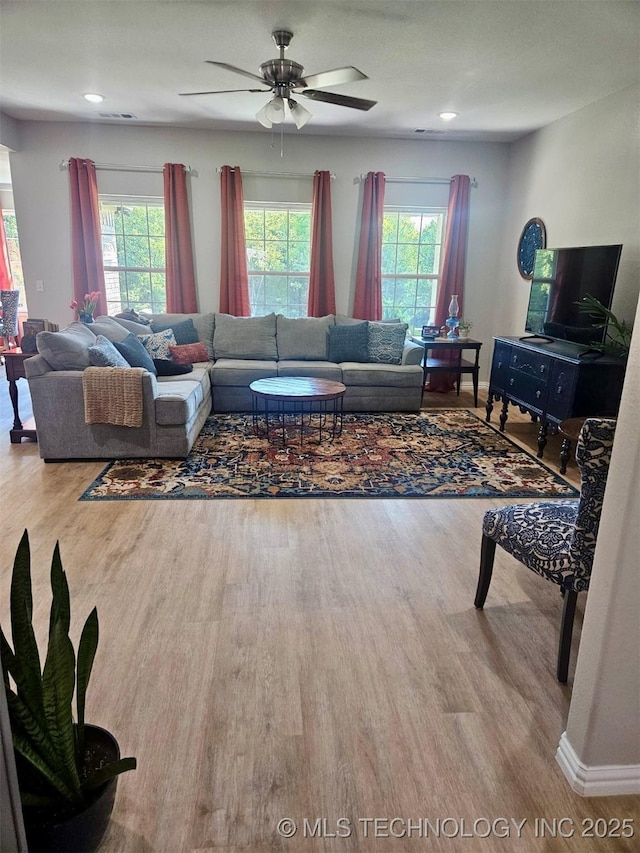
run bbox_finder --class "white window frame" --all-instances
[381,206,447,334]
[244,201,312,318]
[99,194,166,315]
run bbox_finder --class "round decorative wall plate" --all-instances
[517,217,546,279]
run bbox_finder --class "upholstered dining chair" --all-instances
[474,417,617,683]
[0,288,21,348]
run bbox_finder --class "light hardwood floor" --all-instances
[1,384,637,852]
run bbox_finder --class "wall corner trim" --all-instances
[556,731,640,797]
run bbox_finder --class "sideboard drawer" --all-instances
[506,371,548,408]
[547,362,579,420]
[489,342,511,393]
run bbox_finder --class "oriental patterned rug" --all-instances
[80,410,578,501]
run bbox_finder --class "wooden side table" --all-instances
[411,337,482,407]
[3,349,38,443]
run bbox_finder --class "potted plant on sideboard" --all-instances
[1,531,136,852]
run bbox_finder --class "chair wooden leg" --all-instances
[474,534,496,608]
[557,589,578,683]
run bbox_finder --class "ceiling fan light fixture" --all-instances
[264,96,285,124]
[288,98,312,129]
[256,103,273,128]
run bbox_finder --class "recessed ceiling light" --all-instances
[84,93,105,104]
[438,111,458,121]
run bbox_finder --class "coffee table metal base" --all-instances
[250,377,346,447]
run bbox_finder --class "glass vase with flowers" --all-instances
[70,292,101,324]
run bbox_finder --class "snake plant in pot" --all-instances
[1,531,136,852]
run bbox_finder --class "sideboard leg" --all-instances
[537,422,548,458]
[560,437,571,474]
[485,394,494,422]
[499,398,509,432]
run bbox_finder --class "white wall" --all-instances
[8,120,509,379]
[499,84,640,334]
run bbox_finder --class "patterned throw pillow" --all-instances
[88,335,131,368]
[327,322,369,362]
[113,333,157,374]
[169,342,210,364]
[139,329,177,361]
[367,322,408,364]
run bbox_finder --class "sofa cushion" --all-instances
[36,322,96,371]
[276,314,334,360]
[170,342,210,364]
[140,329,177,360]
[327,321,368,363]
[367,322,408,364]
[150,317,200,345]
[114,333,157,374]
[210,359,278,386]
[335,314,364,326]
[213,313,277,360]
[341,362,423,388]
[90,315,132,342]
[88,335,131,368]
[105,315,152,336]
[155,374,208,426]
[277,360,343,382]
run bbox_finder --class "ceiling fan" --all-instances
[179,29,377,129]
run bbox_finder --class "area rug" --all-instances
[80,410,578,501]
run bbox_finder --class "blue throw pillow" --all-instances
[88,335,131,368]
[327,322,369,362]
[150,318,200,345]
[114,333,157,374]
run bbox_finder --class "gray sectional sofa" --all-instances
[25,312,424,460]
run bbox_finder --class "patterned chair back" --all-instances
[0,289,20,335]
[569,418,617,580]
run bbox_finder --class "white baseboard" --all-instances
[556,731,640,796]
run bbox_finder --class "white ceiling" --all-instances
[0,0,638,144]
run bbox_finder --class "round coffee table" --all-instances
[250,376,346,446]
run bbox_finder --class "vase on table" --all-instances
[445,295,460,338]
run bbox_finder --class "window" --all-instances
[100,195,166,315]
[2,208,26,307]
[244,202,311,317]
[381,207,446,334]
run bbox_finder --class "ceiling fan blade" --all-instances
[205,61,267,85]
[180,88,270,96]
[300,90,377,111]
[297,66,367,90]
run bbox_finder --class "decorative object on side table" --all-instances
[70,291,101,323]
[458,319,473,339]
[445,294,460,338]
[517,217,546,279]
[0,530,137,853]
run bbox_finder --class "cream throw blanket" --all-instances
[83,367,145,428]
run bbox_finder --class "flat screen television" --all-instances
[524,244,623,345]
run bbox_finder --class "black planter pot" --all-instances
[23,725,120,853]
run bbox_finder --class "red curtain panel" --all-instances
[219,165,250,316]
[0,200,13,290]
[425,174,471,394]
[68,158,107,309]
[353,171,385,320]
[307,170,336,317]
[163,164,198,313]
